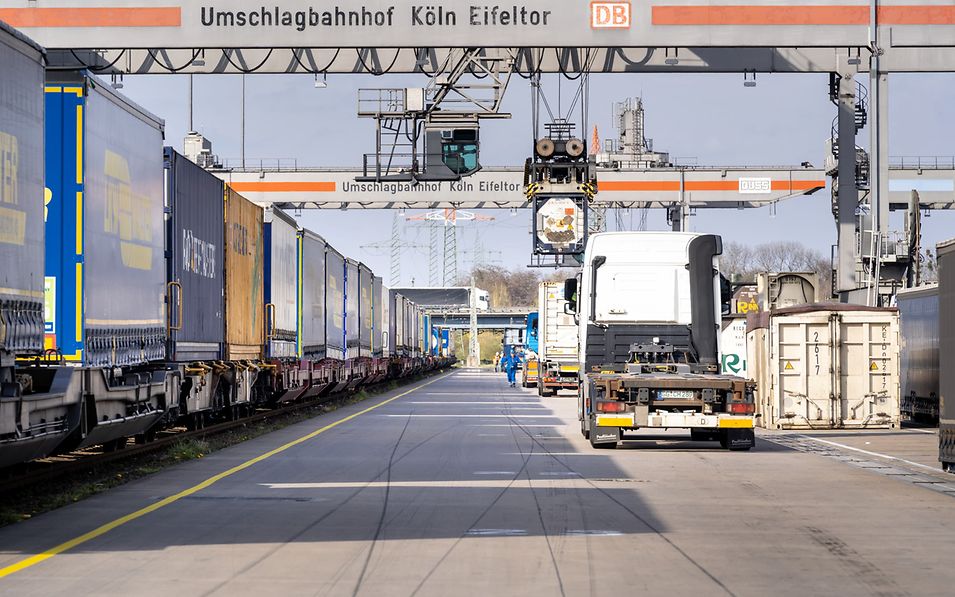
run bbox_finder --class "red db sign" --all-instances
[591,2,631,28]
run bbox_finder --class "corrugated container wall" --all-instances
[345,259,360,359]
[325,246,345,360]
[164,148,224,361]
[896,285,939,420]
[299,229,327,360]
[46,73,166,366]
[358,263,373,357]
[263,207,297,359]
[747,305,900,429]
[538,281,577,362]
[223,187,264,359]
[937,239,955,468]
[372,276,383,357]
[0,23,44,357]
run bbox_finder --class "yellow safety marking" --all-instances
[74,192,82,254]
[784,361,794,371]
[869,361,879,371]
[74,263,82,342]
[44,86,62,93]
[596,415,633,427]
[75,105,83,184]
[63,87,83,97]
[0,372,450,579]
[719,418,754,429]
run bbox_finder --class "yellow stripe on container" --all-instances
[75,191,82,254]
[75,105,83,184]
[74,263,82,342]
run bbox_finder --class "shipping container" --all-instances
[263,206,297,359]
[382,285,393,357]
[937,239,955,472]
[0,23,44,358]
[299,229,327,359]
[372,276,383,357]
[358,262,373,357]
[325,245,345,361]
[345,258,360,360]
[164,148,224,362]
[423,313,431,355]
[720,315,748,377]
[538,282,577,363]
[223,186,264,359]
[46,72,166,366]
[747,304,900,429]
[896,285,939,422]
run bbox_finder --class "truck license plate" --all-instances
[656,390,694,400]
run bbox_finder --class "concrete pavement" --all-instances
[1,368,953,596]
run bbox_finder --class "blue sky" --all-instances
[118,71,955,286]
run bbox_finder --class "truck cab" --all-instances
[567,232,756,450]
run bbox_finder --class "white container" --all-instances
[538,281,578,363]
[747,305,900,429]
[720,315,748,377]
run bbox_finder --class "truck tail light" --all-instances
[596,401,624,413]
[728,403,755,414]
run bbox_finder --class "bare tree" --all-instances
[721,240,832,298]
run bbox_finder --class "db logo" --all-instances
[591,2,631,29]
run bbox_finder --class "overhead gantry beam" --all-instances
[3,1,955,75]
[213,166,827,210]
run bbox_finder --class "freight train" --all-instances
[0,30,451,469]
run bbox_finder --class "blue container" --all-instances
[45,74,166,366]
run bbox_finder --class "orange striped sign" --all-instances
[652,5,955,26]
[599,180,825,192]
[0,7,181,28]
[227,182,337,193]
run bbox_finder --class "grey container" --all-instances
[300,229,327,360]
[372,276,383,357]
[345,258,360,360]
[387,288,399,357]
[264,206,297,359]
[896,285,939,421]
[0,23,44,357]
[358,263,373,357]
[164,148,224,362]
[325,245,345,361]
[937,239,955,470]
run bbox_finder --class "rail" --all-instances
[890,156,955,170]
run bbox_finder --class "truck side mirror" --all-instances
[563,278,578,312]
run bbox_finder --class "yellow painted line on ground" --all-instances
[0,371,451,579]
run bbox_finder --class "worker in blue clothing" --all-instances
[503,348,519,387]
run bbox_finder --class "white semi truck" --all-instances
[565,231,757,450]
[535,281,580,396]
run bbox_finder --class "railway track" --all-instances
[0,370,448,496]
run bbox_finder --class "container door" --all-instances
[838,315,899,427]
[774,316,835,427]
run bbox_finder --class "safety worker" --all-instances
[503,349,518,387]
[493,351,501,372]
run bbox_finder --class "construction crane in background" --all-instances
[406,208,495,286]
